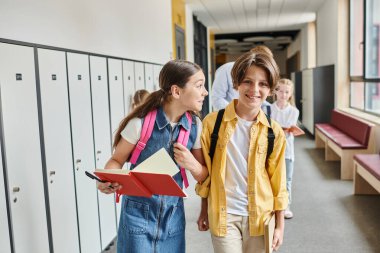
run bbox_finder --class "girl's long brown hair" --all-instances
[113,60,202,149]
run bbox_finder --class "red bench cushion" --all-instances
[330,109,371,147]
[315,123,367,149]
[354,154,380,180]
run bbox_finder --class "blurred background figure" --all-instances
[132,89,150,110]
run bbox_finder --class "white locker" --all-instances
[301,69,314,134]
[108,58,125,134]
[37,48,80,253]
[67,52,101,253]
[134,62,145,90]
[153,65,162,91]
[109,58,130,226]
[0,145,11,253]
[90,56,117,249]
[0,43,49,252]
[144,63,154,92]
[122,60,135,114]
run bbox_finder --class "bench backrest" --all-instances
[331,109,372,147]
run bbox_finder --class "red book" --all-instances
[94,148,186,198]
[94,170,186,198]
[284,125,305,137]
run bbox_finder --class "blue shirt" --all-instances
[211,62,236,110]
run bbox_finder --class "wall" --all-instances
[0,0,172,64]
[316,0,338,66]
[287,31,302,67]
[317,0,349,109]
[172,0,186,59]
[287,22,316,71]
[273,50,287,76]
[185,5,194,62]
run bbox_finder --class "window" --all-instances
[350,0,380,115]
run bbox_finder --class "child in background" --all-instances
[271,78,300,219]
[97,60,208,253]
[197,50,288,253]
[131,89,150,110]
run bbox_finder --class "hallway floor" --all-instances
[107,135,380,253]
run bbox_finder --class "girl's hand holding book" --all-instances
[97,181,122,194]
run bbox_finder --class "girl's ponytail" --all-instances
[113,89,166,149]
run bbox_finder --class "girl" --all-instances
[271,78,300,219]
[197,50,288,253]
[131,89,150,110]
[97,60,208,253]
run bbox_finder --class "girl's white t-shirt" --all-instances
[225,115,256,216]
[270,102,299,161]
[120,116,202,149]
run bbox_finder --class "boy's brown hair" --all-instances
[231,49,280,91]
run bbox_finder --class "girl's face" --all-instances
[237,65,270,112]
[179,70,208,112]
[275,84,292,104]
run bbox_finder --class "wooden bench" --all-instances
[315,109,375,180]
[354,152,380,194]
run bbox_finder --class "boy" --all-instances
[197,50,288,253]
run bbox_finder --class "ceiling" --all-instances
[186,0,326,53]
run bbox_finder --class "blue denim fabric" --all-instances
[285,158,294,205]
[117,107,198,253]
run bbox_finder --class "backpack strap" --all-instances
[177,112,192,188]
[209,109,225,162]
[266,105,271,118]
[129,109,157,165]
[265,113,275,162]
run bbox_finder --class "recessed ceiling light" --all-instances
[275,36,292,42]
[243,36,274,42]
[228,42,253,47]
[215,39,238,45]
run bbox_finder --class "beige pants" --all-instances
[211,213,265,253]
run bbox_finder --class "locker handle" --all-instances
[96,150,102,154]
[76,159,82,164]
[50,171,56,176]
[13,187,20,193]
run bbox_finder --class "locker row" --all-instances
[0,42,163,253]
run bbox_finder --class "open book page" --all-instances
[95,168,130,174]
[132,148,179,176]
[95,148,178,176]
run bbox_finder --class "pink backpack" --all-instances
[129,109,192,189]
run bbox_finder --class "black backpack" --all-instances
[208,109,275,162]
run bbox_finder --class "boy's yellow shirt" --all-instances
[196,100,288,236]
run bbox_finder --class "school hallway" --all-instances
[103,135,380,253]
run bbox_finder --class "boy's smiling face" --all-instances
[237,65,270,114]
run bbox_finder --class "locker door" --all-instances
[109,58,128,226]
[0,43,49,252]
[153,65,162,91]
[301,69,314,134]
[67,52,101,253]
[144,63,154,92]
[37,48,80,253]
[134,62,145,90]
[90,56,117,249]
[123,60,135,114]
[0,145,11,253]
